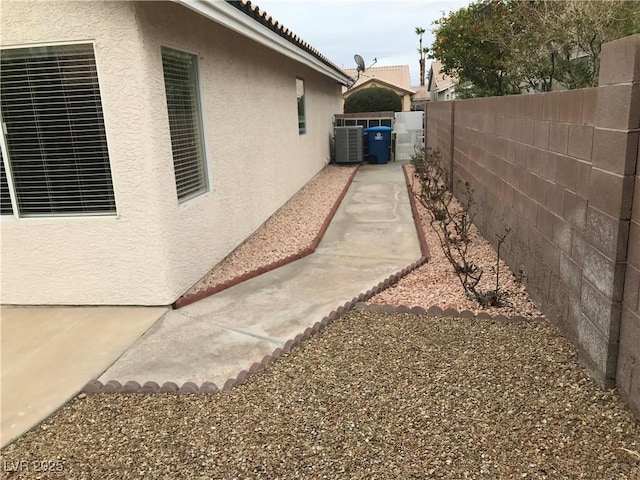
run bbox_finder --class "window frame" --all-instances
[296,77,306,135]
[0,40,117,219]
[161,45,209,204]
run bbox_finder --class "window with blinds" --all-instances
[0,149,13,215]
[161,47,207,202]
[0,43,116,217]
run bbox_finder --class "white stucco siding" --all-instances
[0,1,174,305]
[0,1,343,305]
[133,2,342,301]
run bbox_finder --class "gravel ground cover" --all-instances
[371,167,542,319]
[188,164,357,296]
[3,163,638,477]
[2,309,639,479]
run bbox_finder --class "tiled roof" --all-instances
[411,86,430,101]
[343,77,416,98]
[428,60,458,92]
[343,65,413,92]
[228,1,351,81]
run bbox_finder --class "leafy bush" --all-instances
[344,87,402,113]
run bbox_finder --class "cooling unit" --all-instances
[334,126,363,163]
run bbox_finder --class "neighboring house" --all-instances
[342,65,416,112]
[427,60,458,102]
[0,0,352,306]
[410,86,430,110]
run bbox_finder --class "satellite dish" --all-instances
[354,54,366,72]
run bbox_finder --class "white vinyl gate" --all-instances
[394,111,424,162]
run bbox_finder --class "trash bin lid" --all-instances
[364,126,393,133]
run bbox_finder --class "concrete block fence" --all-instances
[424,34,640,417]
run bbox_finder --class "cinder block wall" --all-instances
[425,35,639,417]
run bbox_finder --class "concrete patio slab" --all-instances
[0,306,167,448]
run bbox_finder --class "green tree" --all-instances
[344,87,402,113]
[431,0,640,97]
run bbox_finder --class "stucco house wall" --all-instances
[0,1,344,305]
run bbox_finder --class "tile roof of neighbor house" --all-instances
[343,77,417,98]
[228,0,352,82]
[428,60,458,92]
[343,65,413,92]
[412,86,430,101]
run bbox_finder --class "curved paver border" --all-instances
[82,179,545,395]
[82,162,452,395]
[82,295,545,395]
[174,165,361,309]
[402,163,430,259]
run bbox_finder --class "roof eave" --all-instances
[176,0,353,86]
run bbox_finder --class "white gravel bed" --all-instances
[371,167,542,319]
[2,310,638,479]
[189,164,357,295]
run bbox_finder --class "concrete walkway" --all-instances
[1,306,167,447]
[100,162,422,386]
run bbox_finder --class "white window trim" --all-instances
[297,76,306,135]
[0,40,119,219]
[160,44,210,205]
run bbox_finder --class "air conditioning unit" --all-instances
[334,126,363,163]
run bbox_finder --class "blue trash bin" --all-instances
[363,126,393,164]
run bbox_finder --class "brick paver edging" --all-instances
[174,165,361,309]
[82,298,544,395]
[82,162,437,395]
[402,163,430,259]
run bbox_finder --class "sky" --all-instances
[256,0,470,86]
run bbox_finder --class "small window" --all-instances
[345,119,357,126]
[381,119,393,127]
[369,119,380,128]
[162,47,208,202]
[296,77,306,134]
[0,43,116,217]
[357,119,368,128]
[335,119,344,127]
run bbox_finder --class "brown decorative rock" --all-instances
[235,371,249,386]
[179,382,198,394]
[426,306,444,317]
[102,380,122,393]
[249,362,262,374]
[82,380,103,394]
[198,382,219,394]
[260,354,273,368]
[459,310,476,319]
[222,378,236,391]
[140,381,160,393]
[476,312,493,320]
[122,381,141,393]
[442,307,459,317]
[159,382,179,393]
[283,339,295,353]
[410,306,427,315]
